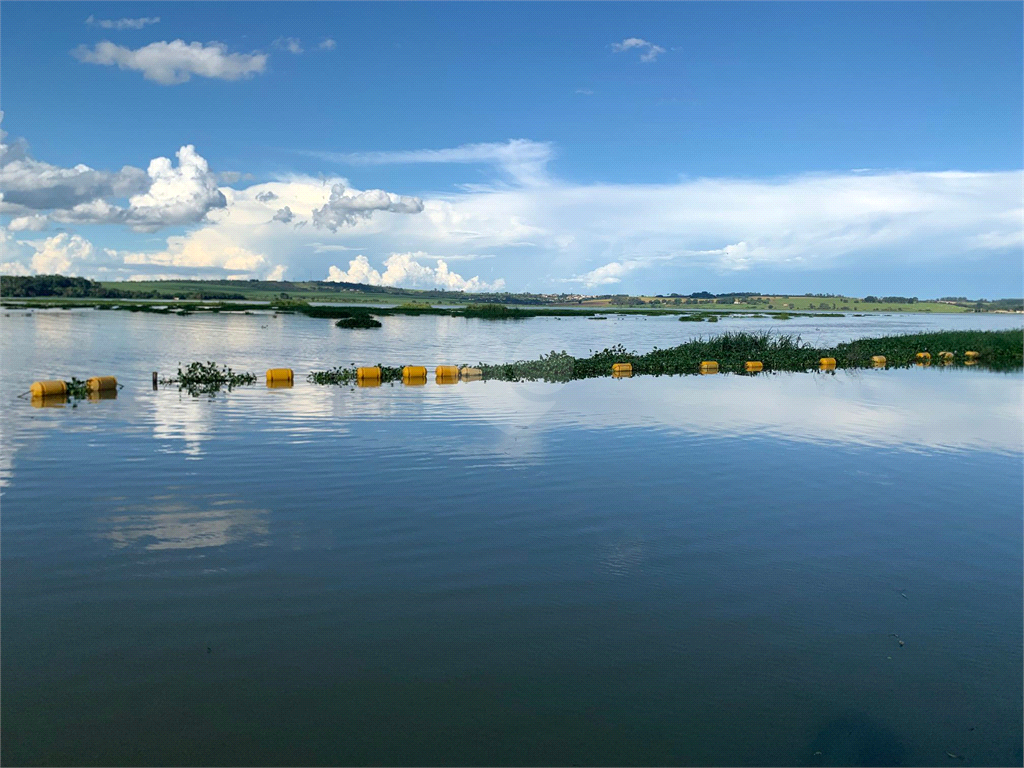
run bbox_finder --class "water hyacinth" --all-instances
[160,361,258,396]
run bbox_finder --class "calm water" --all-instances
[2,310,1022,767]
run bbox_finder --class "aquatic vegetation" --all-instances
[65,377,90,399]
[159,361,258,396]
[457,304,532,319]
[307,365,404,385]
[336,315,382,329]
[471,330,1022,383]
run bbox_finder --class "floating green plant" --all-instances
[159,361,258,396]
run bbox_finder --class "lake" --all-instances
[2,309,1022,766]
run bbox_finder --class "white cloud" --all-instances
[86,15,160,30]
[72,40,268,84]
[24,233,94,274]
[1,127,149,211]
[575,259,645,286]
[311,183,423,231]
[612,37,666,62]
[1,134,227,231]
[309,139,554,186]
[265,264,287,281]
[274,37,303,54]
[325,252,504,292]
[319,39,337,50]
[7,214,48,231]
[118,145,227,230]
[255,190,278,203]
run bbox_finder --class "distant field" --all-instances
[579,295,971,313]
[97,280,465,304]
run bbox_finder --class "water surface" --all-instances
[2,311,1021,766]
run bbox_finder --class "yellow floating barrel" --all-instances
[744,361,763,372]
[31,394,67,408]
[402,366,427,379]
[699,361,718,374]
[435,365,459,378]
[612,363,632,375]
[460,367,483,379]
[266,368,293,386]
[938,351,954,360]
[30,380,67,397]
[964,351,980,360]
[819,357,837,368]
[86,376,118,392]
[916,352,931,361]
[357,366,381,380]
[871,355,886,367]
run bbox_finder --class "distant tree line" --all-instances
[0,275,245,300]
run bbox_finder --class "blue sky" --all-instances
[1,1,1021,296]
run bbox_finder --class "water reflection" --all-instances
[102,499,269,550]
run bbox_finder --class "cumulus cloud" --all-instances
[575,259,645,286]
[1,120,149,210]
[72,40,268,84]
[319,39,337,50]
[311,183,423,231]
[272,206,294,223]
[612,37,666,62]
[7,214,48,231]
[325,252,504,292]
[308,139,554,186]
[1,129,226,231]
[23,233,94,274]
[274,37,303,54]
[86,15,160,30]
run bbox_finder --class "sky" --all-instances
[1,1,1021,297]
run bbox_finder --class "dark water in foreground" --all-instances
[2,311,1022,766]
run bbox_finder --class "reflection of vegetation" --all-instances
[160,361,258,396]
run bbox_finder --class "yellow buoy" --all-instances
[964,351,980,360]
[612,370,633,378]
[31,394,67,408]
[744,361,763,372]
[402,366,427,379]
[357,366,381,380]
[266,368,293,386]
[819,357,837,367]
[435,365,459,378]
[612,363,632,375]
[871,355,886,366]
[916,352,931,360]
[699,361,718,374]
[460,367,483,379]
[938,351,954,360]
[30,380,67,397]
[86,376,118,392]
